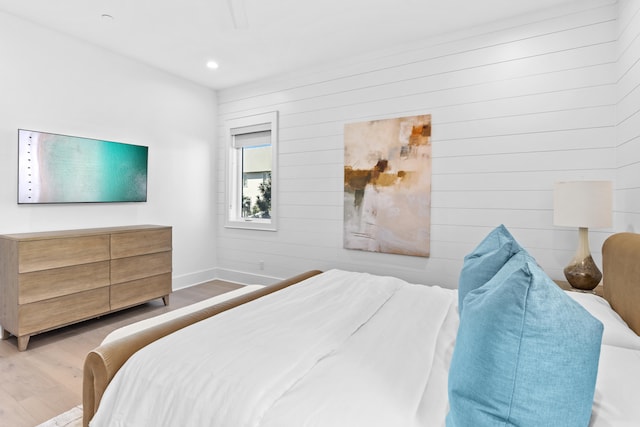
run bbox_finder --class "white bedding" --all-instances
[90,270,640,427]
[101,284,264,345]
[90,270,458,426]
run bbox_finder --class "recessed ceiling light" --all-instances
[206,60,219,70]
[101,14,114,22]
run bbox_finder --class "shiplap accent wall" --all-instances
[617,0,640,232]
[216,0,619,288]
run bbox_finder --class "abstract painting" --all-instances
[344,114,432,257]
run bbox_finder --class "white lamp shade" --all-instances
[553,181,612,228]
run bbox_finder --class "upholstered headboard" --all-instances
[602,232,640,335]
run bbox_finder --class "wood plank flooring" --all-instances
[0,280,242,427]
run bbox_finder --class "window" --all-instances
[225,111,278,231]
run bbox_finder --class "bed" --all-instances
[83,230,640,427]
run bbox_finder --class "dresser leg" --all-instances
[162,295,170,306]
[1,326,10,340]
[17,335,30,351]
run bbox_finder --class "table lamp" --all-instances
[553,181,612,291]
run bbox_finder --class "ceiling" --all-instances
[0,0,582,90]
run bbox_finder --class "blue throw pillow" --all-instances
[458,224,522,312]
[447,251,603,427]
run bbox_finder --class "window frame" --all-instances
[225,111,278,231]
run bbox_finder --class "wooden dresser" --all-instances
[0,225,172,350]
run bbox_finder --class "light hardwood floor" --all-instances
[0,280,242,427]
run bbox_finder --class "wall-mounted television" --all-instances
[18,129,148,204]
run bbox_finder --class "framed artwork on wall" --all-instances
[344,114,432,257]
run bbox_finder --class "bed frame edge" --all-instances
[82,269,323,427]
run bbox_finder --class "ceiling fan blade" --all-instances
[227,0,249,30]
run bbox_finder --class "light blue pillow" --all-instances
[447,251,604,427]
[458,224,522,312]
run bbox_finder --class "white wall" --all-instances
[216,0,620,287]
[0,12,219,289]
[4,3,625,291]
[617,0,640,232]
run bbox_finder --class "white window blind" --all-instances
[232,130,271,148]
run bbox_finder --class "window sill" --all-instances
[224,221,277,232]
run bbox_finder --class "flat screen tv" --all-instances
[18,129,148,204]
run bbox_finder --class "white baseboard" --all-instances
[171,269,218,290]
[171,268,282,290]
[213,268,283,286]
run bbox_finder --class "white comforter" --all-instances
[90,269,459,427]
[90,270,640,427]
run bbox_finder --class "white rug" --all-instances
[36,405,82,427]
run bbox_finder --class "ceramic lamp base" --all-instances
[564,227,602,291]
[564,255,602,291]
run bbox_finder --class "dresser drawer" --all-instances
[111,228,172,259]
[110,273,171,311]
[18,287,110,335]
[1,225,171,350]
[18,235,110,273]
[110,252,172,285]
[18,261,110,304]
